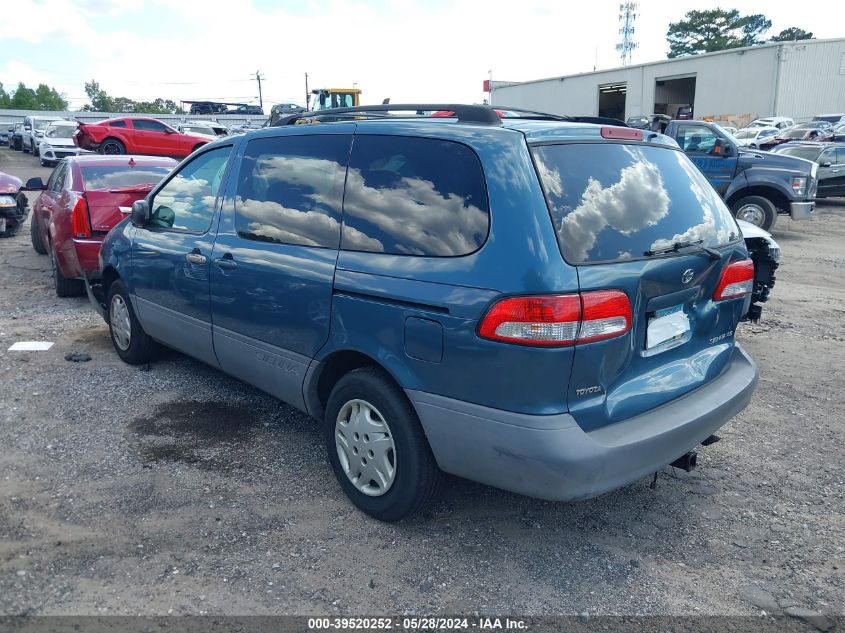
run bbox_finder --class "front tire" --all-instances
[100,139,126,155]
[107,280,156,364]
[732,195,778,231]
[324,367,439,522]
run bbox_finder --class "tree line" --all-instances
[0,82,68,110]
[0,80,184,114]
[667,9,814,58]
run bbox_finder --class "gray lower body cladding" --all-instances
[408,344,757,501]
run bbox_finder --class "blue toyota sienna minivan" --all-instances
[92,105,758,521]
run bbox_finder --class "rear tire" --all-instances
[107,280,156,365]
[100,139,126,155]
[50,245,85,297]
[732,195,778,231]
[324,367,439,522]
[30,213,47,254]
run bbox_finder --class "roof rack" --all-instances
[271,104,503,127]
[268,103,630,129]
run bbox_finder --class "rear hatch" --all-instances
[79,162,173,232]
[531,140,750,431]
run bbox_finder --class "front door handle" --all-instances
[185,252,207,265]
[214,253,237,270]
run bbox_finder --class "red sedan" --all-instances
[26,155,177,296]
[74,117,212,159]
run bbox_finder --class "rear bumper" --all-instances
[789,201,814,221]
[409,344,757,501]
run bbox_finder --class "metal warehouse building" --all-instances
[490,38,845,127]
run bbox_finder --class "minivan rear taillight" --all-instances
[478,290,631,347]
[713,259,754,300]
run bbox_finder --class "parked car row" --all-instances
[4,114,249,165]
[15,103,788,521]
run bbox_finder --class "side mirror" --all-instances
[130,200,150,227]
[820,161,832,168]
[164,128,175,134]
[711,138,727,155]
[24,177,45,190]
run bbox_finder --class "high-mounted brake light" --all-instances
[601,127,643,140]
[713,259,754,300]
[478,290,631,347]
[71,196,91,238]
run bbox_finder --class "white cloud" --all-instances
[556,154,670,262]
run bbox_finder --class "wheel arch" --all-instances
[304,349,409,422]
[726,185,790,213]
[101,265,120,297]
[100,136,126,152]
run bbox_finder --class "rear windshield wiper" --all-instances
[644,240,721,261]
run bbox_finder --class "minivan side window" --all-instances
[234,134,351,248]
[149,146,231,233]
[341,135,489,256]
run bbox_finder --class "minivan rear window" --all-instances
[531,143,740,264]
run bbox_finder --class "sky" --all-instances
[0,0,843,112]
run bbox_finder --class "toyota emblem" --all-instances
[681,269,694,284]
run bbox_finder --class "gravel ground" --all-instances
[0,147,843,621]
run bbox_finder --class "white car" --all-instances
[733,126,780,148]
[38,120,87,167]
[22,115,60,156]
[745,117,794,131]
[180,120,228,136]
[176,122,218,139]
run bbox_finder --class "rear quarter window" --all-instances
[531,143,740,264]
[341,135,489,256]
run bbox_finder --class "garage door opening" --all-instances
[598,83,626,121]
[654,75,696,119]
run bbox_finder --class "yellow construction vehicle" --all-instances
[309,88,361,111]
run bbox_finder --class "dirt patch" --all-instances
[129,401,263,472]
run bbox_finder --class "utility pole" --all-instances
[255,70,264,110]
[305,72,309,109]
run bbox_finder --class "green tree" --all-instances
[771,27,814,41]
[9,82,38,109]
[81,80,115,112]
[80,80,184,114]
[667,9,772,58]
[0,83,10,109]
[33,83,68,110]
